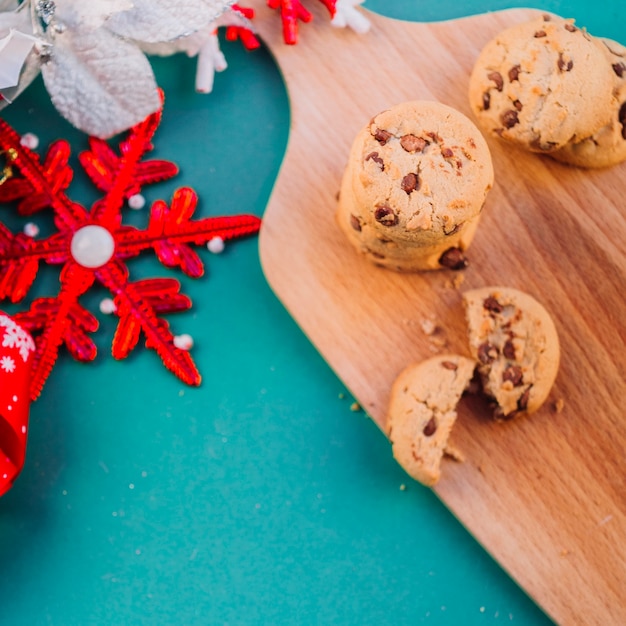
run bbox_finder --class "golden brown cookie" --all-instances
[336,100,494,271]
[550,38,626,168]
[463,286,560,419]
[386,354,476,486]
[468,15,616,152]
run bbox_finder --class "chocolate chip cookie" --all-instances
[386,354,476,486]
[463,286,560,419]
[550,38,626,168]
[468,15,616,152]
[336,100,494,271]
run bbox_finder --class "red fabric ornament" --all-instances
[266,0,337,44]
[0,93,261,400]
[0,311,34,497]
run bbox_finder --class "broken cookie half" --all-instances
[386,355,476,486]
[463,286,561,420]
[386,286,560,486]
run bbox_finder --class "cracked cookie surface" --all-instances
[336,100,493,271]
[386,354,476,486]
[468,15,616,152]
[550,38,626,168]
[463,286,560,419]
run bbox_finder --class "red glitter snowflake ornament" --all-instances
[0,95,261,400]
[267,0,337,44]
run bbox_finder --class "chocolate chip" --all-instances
[503,365,524,386]
[401,172,419,194]
[513,99,523,111]
[557,53,573,72]
[534,30,547,38]
[441,147,454,158]
[503,339,516,360]
[500,109,519,128]
[441,361,458,371]
[508,64,521,82]
[365,151,384,170]
[477,342,499,364]
[619,102,626,140]
[564,23,577,32]
[422,417,437,436]
[501,109,519,129]
[426,131,442,143]
[517,386,531,411]
[482,91,491,111]
[487,71,504,91]
[400,134,428,153]
[372,128,392,145]
[613,62,626,78]
[438,247,468,270]
[350,214,362,232]
[374,205,398,226]
[483,296,503,313]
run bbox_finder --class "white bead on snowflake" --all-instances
[70,225,115,268]
[23,222,40,237]
[20,132,39,150]
[173,334,194,350]
[128,193,146,210]
[331,0,371,34]
[99,298,117,315]
[207,236,225,254]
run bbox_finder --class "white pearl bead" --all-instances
[20,133,39,150]
[207,237,225,254]
[70,225,115,268]
[128,193,146,210]
[173,334,194,350]
[23,222,40,237]
[99,298,117,314]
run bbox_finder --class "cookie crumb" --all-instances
[443,443,465,463]
[445,273,466,289]
[350,402,361,412]
[420,317,438,336]
[399,483,407,491]
[552,398,565,413]
[338,392,345,399]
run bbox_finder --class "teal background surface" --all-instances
[0,2,621,624]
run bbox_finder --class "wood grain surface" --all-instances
[255,4,626,625]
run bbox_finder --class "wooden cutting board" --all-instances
[255,4,626,625]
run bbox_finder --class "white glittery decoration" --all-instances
[207,236,224,254]
[23,222,40,237]
[20,132,39,150]
[173,334,193,350]
[128,193,145,210]
[99,298,117,314]
[331,0,371,34]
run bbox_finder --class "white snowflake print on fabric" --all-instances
[0,355,15,372]
[0,313,35,362]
